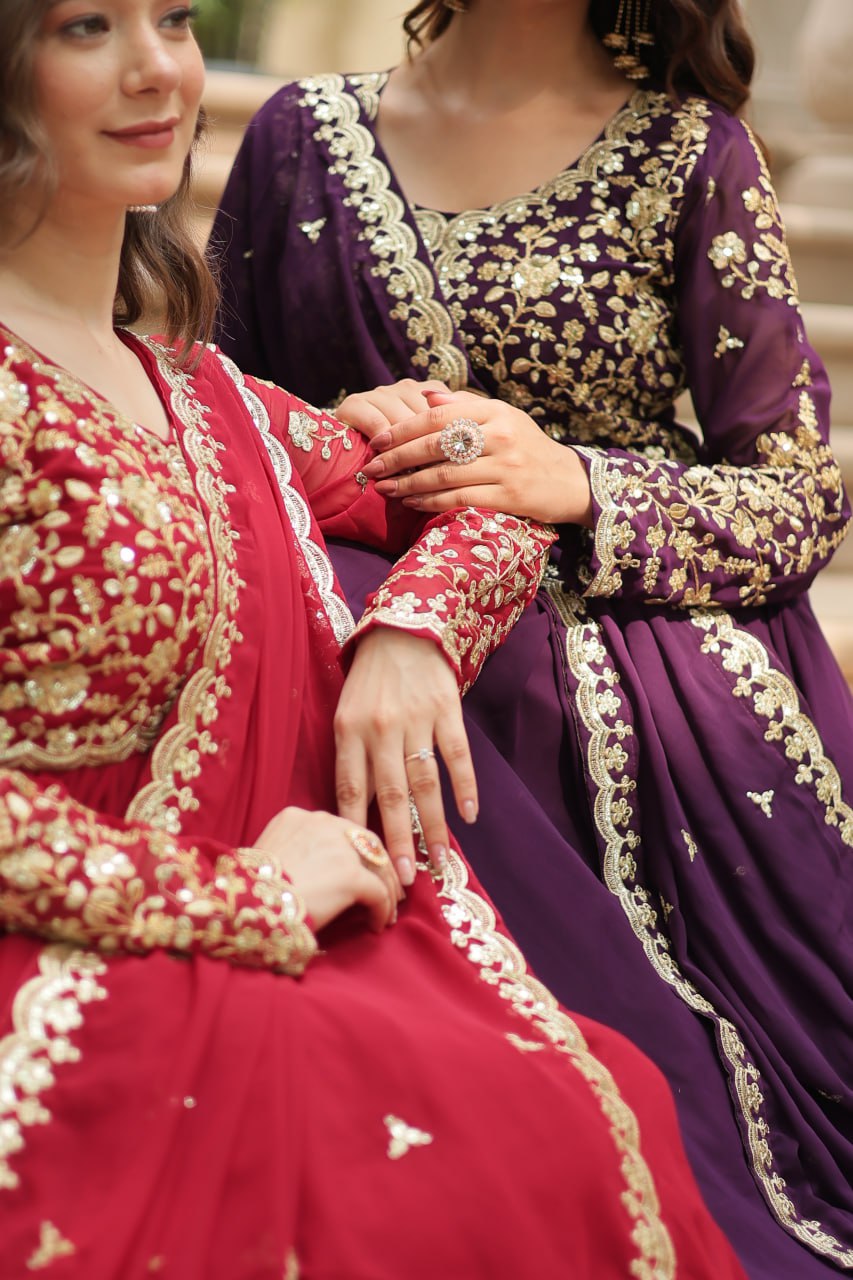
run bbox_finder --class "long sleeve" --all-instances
[0,357,317,975]
[577,117,850,610]
[0,770,318,974]
[236,367,557,693]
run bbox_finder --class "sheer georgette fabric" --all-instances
[211,74,853,1278]
[0,328,745,1278]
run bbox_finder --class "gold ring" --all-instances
[345,828,390,871]
[404,748,436,765]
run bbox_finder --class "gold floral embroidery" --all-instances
[213,352,356,648]
[506,1033,546,1053]
[0,777,316,973]
[299,73,468,388]
[0,946,107,1191]
[384,1114,434,1160]
[714,326,745,358]
[549,579,853,1265]
[352,511,553,694]
[0,331,215,772]
[578,388,848,607]
[123,339,244,832]
[26,1220,76,1271]
[708,126,799,307]
[692,610,853,849]
[681,830,698,862]
[412,93,711,460]
[436,842,675,1279]
[287,406,355,460]
[747,790,774,819]
[298,218,326,244]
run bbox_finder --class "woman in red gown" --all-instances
[0,2,746,1276]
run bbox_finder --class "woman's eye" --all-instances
[61,14,109,37]
[161,5,199,28]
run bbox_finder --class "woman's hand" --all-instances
[335,378,451,441]
[252,806,403,933]
[334,629,478,883]
[359,390,594,527]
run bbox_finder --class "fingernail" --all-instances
[462,801,478,825]
[398,857,416,886]
[375,479,398,496]
[371,431,391,451]
[360,457,385,478]
[402,497,422,509]
[430,843,447,869]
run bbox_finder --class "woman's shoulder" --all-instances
[630,88,766,210]
[644,89,762,170]
[248,70,390,135]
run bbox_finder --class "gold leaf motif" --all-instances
[26,1220,75,1271]
[505,1032,546,1053]
[384,1113,434,1160]
[747,789,774,819]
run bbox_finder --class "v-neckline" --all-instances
[371,71,647,219]
[0,320,177,450]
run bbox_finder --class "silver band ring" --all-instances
[404,748,436,765]
[438,418,485,466]
[345,828,391,871]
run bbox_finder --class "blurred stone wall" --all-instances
[258,0,404,76]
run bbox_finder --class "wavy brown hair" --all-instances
[0,0,217,362]
[403,0,755,116]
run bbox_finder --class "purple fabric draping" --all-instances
[211,73,853,1277]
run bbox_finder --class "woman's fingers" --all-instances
[352,837,402,932]
[373,457,496,500]
[334,724,371,830]
[403,742,447,871]
[337,380,451,439]
[433,704,478,829]
[371,742,419,887]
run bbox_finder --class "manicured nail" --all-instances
[462,800,477,825]
[360,457,385,478]
[430,843,447,870]
[375,479,398,496]
[397,857,416,886]
[402,497,422,509]
[371,431,391,451]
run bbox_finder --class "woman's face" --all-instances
[32,0,204,214]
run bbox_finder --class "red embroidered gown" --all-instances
[0,326,745,1278]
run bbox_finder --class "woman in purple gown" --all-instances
[210,1,853,1275]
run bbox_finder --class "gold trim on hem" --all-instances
[0,946,107,1192]
[549,580,853,1265]
[298,73,469,390]
[436,845,676,1279]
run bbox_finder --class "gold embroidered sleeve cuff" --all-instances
[576,427,849,609]
[349,509,556,693]
[0,771,318,976]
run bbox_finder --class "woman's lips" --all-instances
[105,122,177,149]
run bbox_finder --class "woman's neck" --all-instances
[417,0,621,113]
[0,202,125,343]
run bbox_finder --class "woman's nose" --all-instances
[122,27,182,95]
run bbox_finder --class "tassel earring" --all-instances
[128,204,159,214]
[603,0,654,81]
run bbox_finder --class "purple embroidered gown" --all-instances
[211,73,853,1277]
